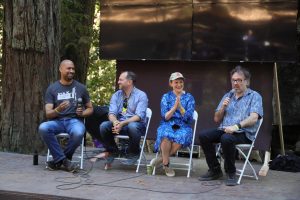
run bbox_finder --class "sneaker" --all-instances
[164,165,175,177]
[62,158,78,172]
[46,160,62,171]
[198,168,223,181]
[225,173,237,186]
[150,157,163,167]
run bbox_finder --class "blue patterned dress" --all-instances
[154,91,195,152]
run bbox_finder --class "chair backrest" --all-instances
[193,110,198,121]
[191,110,198,144]
[144,108,152,136]
[253,117,263,141]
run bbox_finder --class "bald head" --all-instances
[60,60,74,69]
[59,60,75,82]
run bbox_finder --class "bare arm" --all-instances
[108,113,118,123]
[224,113,259,134]
[214,97,230,123]
[119,115,141,127]
[45,103,59,119]
[79,101,93,117]
[240,112,259,128]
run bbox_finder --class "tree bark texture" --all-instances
[61,0,96,84]
[0,0,60,153]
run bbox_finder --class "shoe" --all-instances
[164,164,175,177]
[62,158,78,173]
[121,153,139,165]
[198,168,223,181]
[225,173,237,186]
[150,157,163,167]
[46,160,62,171]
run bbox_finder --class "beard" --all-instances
[64,73,74,81]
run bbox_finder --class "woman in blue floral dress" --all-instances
[151,72,195,177]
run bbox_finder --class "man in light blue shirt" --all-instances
[199,66,263,186]
[97,71,148,168]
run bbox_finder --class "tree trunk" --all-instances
[0,0,60,153]
[61,0,96,84]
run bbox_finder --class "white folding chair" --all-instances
[235,118,263,184]
[152,110,198,178]
[114,108,152,173]
[215,118,263,184]
[46,132,85,170]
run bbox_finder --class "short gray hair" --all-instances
[230,65,251,86]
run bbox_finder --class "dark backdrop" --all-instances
[117,60,273,151]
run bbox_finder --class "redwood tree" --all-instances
[0,0,60,153]
[61,0,96,84]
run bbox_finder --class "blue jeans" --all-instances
[199,128,251,174]
[99,121,146,154]
[39,118,85,163]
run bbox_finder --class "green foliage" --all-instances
[86,2,116,106]
[87,59,116,106]
[61,0,93,59]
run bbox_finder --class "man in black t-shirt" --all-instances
[39,60,93,172]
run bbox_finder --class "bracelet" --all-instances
[54,108,60,113]
[234,124,239,130]
[180,107,185,114]
[237,123,242,129]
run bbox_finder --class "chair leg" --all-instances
[236,147,258,184]
[80,137,84,169]
[136,136,146,173]
[46,149,51,162]
[152,152,159,175]
[187,145,194,178]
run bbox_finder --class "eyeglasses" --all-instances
[122,97,128,113]
[231,79,244,84]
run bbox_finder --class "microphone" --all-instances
[77,98,83,108]
[228,89,235,99]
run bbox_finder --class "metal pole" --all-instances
[274,62,285,155]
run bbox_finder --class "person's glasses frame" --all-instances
[231,79,244,84]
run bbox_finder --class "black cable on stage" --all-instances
[54,148,222,194]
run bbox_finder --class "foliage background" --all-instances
[88,2,116,106]
[62,1,116,106]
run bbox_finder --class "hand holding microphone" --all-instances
[76,98,84,117]
[222,89,234,109]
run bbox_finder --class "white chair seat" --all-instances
[152,110,198,178]
[216,118,263,184]
[46,132,85,169]
[114,108,152,173]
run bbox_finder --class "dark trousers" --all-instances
[99,121,146,154]
[199,128,251,174]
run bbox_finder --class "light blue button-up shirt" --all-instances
[216,88,263,141]
[109,87,148,124]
